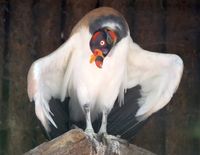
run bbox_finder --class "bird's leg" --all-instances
[83,104,101,153]
[98,109,108,135]
[98,109,127,155]
[97,109,120,154]
[83,104,95,135]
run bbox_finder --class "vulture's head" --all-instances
[71,7,129,68]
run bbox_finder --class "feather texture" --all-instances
[27,7,183,136]
[27,34,78,131]
[127,37,183,120]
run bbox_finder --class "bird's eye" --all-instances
[100,40,106,46]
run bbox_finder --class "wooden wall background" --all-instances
[0,0,199,155]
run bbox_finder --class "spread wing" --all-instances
[106,38,183,139]
[27,34,78,131]
[127,37,183,120]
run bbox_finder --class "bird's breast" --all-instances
[69,37,129,120]
[71,50,126,110]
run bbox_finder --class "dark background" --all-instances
[0,0,200,155]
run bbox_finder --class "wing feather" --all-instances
[27,34,78,131]
[127,37,183,120]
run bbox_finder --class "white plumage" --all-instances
[27,7,183,135]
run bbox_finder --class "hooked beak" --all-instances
[90,49,104,68]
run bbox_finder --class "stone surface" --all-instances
[24,129,156,155]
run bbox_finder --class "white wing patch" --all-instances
[27,34,78,131]
[127,37,183,120]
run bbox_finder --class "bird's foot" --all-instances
[85,129,101,153]
[99,133,123,155]
[85,128,96,138]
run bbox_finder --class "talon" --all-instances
[100,133,121,155]
[86,134,101,153]
[84,130,101,153]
